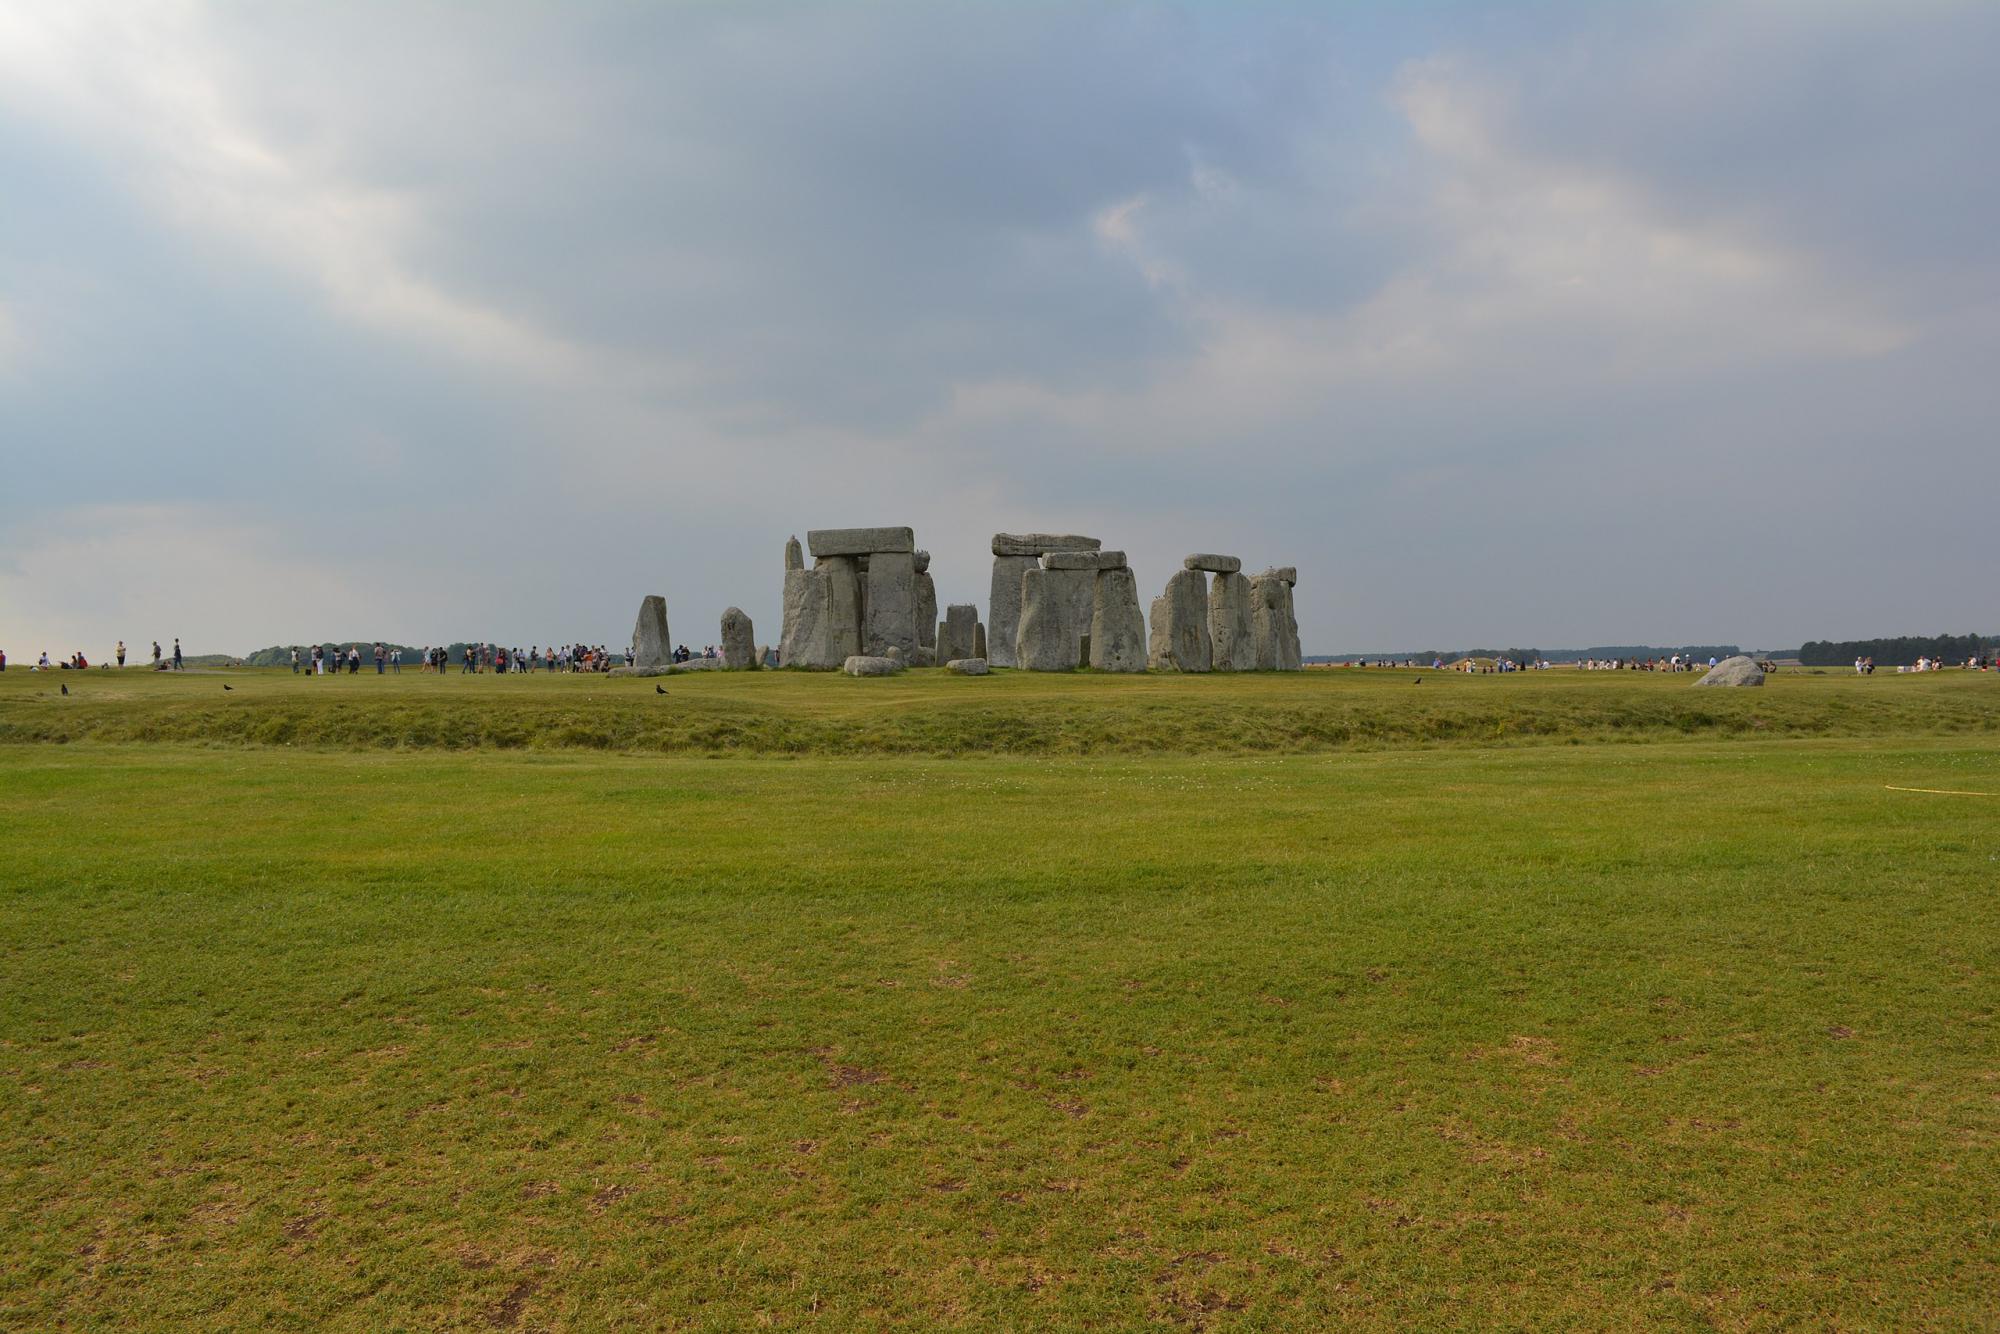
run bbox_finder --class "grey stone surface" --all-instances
[819,556,865,661]
[608,664,676,678]
[1016,567,1082,671]
[844,654,903,677]
[1184,553,1242,575]
[1208,571,1254,671]
[945,658,990,675]
[992,532,1101,557]
[1089,566,1148,672]
[808,526,915,558]
[974,621,987,660]
[912,549,931,574]
[1155,569,1212,672]
[915,570,937,652]
[1040,550,1127,571]
[630,594,671,670]
[785,535,804,572]
[720,607,756,669]
[864,550,918,657]
[1148,595,1171,671]
[1695,655,1765,687]
[1257,566,1298,587]
[986,554,1038,668]
[779,568,833,667]
[1249,573,1302,670]
[937,603,979,665]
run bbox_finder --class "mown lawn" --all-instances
[1,717,1993,1327]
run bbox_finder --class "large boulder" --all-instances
[720,607,756,669]
[630,594,672,670]
[945,657,990,675]
[1041,550,1127,571]
[1089,566,1148,672]
[808,527,915,557]
[780,568,834,667]
[1208,572,1254,671]
[1694,655,1765,687]
[992,532,1101,557]
[819,556,864,661]
[844,655,904,677]
[1153,569,1212,672]
[1184,553,1242,575]
[864,550,918,657]
[937,603,980,665]
[1016,567,1083,671]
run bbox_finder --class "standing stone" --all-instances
[1147,596,1171,671]
[915,567,938,655]
[987,554,1039,668]
[630,595,671,670]
[1154,569,1212,672]
[720,607,756,669]
[1208,572,1254,671]
[1249,573,1292,670]
[974,621,987,660]
[780,568,835,667]
[1047,567,1096,667]
[1090,567,1147,672]
[785,535,804,572]
[938,603,979,665]
[818,556,864,662]
[1016,567,1081,671]
[863,550,918,657]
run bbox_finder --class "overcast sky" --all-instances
[2,1,1994,657]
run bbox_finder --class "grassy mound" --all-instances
[2,666,1995,756]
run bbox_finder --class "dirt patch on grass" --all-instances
[485,1280,538,1329]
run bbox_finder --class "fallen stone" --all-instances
[1154,569,1212,672]
[1695,655,1765,687]
[1041,550,1127,571]
[630,594,672,670]
[992,532,1101,557]
[1016,567,1082,671]
[784,535,804,572]
[808,526,915,557]
[720,607,756,669]
[945,658,989,675]
[1208,571,1254,671]
[608,664,677,678]
[1184,553,1242,575]
[937,603,979,665]
[1089,566,1148,672]
[844,655,903,677]
[986,554,1039,668]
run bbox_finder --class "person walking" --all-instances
[290,646,300,674]
[374,642,386,675]
[347,646,360,674]
[172,638,183,670]
[152,640,162,668]
[116,640,126,668]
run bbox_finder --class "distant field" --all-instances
[1,663,1994,754]
[1,671,1995,1327]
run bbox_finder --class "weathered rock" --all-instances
[912,549,931,574]
[1041,550,1127,571]
[1256,566,1298,587]
[630,594,671,670]
[720,607,756,669]
[915,569,938,653]
[1154,569,1212,672]
[818,556,865,661]
[974,622,987,660]
[1090,566,1148,672]
[1016,567,1082,671]
[756,644,774,667]
[986,554,1039,668]
[1148,595,1171,670]
[1249,573,1303,670]
[1184,553,1242,575]
[844,655,903,677]
[784,535,804,572]
[864,550,918,657]
[885,645,904,663]
[780,568,833,667]
[937,603,980,665]
[808,527,915,557]
[1208,572,1254,671]
[1694,655,1765,687]
[945,657,990,675]
[992,533,1101,558]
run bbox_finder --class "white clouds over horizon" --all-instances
[2,1,1995,656]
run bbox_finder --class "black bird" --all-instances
[60,683,69,696]
[655,684,668,695]
[223,684,234,691]
[1413,677,1422,685]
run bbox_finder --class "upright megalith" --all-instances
[1016,567,1083,671]
[1152,569,1212,672]
[864,551,918,658]
[1148,596,1172,671]
[1208,572,1254,671]
[1249,571,1302,671]
[913,550,938,659]
[989,533,1100,667]
[720,607,756,669]
[819,556,864,662]
[785,535,804,572]
[974,621,987,660]
[780,568,833,667]
[1090,566,1147,672]
[631,595,672,670]
[937,603,980,666]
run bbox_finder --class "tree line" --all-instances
[1798,634,1993,667]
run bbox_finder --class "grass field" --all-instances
[1,668,1995,1328]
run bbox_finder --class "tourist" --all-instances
[290,647,300,674]
[374,642,386,674]
[116,640,126,667]
[171,638,182,669]
[152,640,161,668]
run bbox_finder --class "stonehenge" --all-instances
[1089,566,1148,672]
[986,534,1147,673]
[989,533,1099,668]
[630,594,671,670]
[1150,556,1301,672]
[781,528,927,668]
[937,603,981,666]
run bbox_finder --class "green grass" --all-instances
[0,672,1995,1327]
[2,663,1996,754]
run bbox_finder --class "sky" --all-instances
[2,0,1995,658]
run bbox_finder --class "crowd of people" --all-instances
[7,639,183,672]
[283,643,631,675]
[1575,655,1717,672]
